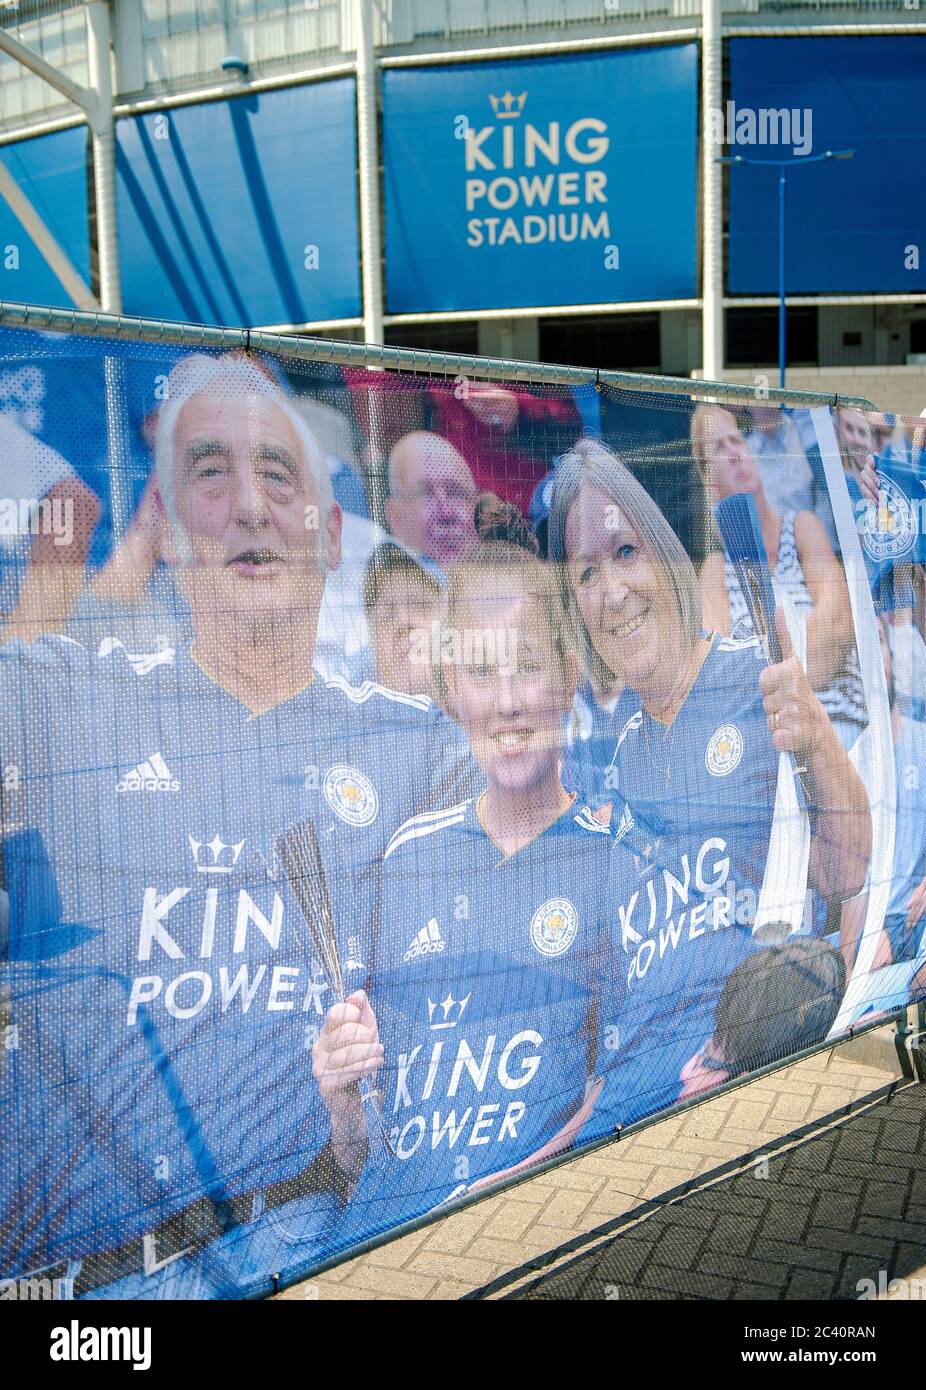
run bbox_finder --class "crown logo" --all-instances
[427,992,471,1030]
[633,836,662,879]
[489,91,527,120]
[188,834,245,874]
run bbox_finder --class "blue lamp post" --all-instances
[718,149,855,388]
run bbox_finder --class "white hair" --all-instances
[154,353,334,567]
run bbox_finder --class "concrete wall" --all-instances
[703,365,926,418]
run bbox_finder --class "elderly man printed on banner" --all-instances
[81,357,390,685]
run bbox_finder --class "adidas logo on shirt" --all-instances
[404,918,445,963]
[116,753,180,793]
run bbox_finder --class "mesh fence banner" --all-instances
[0,323,923,1300]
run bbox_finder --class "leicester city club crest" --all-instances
[323,765,378,827]
[530,898,579,957]
[862,473,916,563]
[705,724,744,777]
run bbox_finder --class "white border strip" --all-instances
[811,406,896,1037]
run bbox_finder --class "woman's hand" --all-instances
[760,611,871,903]
[758,609,826,758]
[313,989,383,1176]
[905,874,926,932]
[313,989,382,1116]
[310,989,380,1184]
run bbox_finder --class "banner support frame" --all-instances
[0,299,879,413]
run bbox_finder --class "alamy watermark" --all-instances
[0,496,73,547]
[707,101,813,158]
[50,1320,152,1370]
[0,1273,74,1300]
[408,621,519,678]
[857,1269,926,1299]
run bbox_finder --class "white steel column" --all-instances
[86,2,132,541]
[701,0,724,381]
[86,1,121,314]
[355,0,383,345]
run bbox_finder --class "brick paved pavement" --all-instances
[279,1032,925,1302]
[498,1083,926,1301]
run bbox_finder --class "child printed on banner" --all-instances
[316,495,628,1241]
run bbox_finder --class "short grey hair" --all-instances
[547,436,703,690]
[154,353,333,567]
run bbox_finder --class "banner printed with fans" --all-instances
[0,325,923,1298]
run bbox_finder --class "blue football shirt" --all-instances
[845,457,921,613]
[590,635,779,1123]
[343,795,618,1245]
[0,633,474,1291]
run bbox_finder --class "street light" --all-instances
[718,149,855,388]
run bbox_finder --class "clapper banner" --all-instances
[0,323,923,1299]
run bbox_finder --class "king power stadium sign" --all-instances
[463,90,611,250]
[383,45,698,313]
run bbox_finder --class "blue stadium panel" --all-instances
[383,44,699,313]
[728,36,926,295]
[115,80,362,326]
[0,126,91,310]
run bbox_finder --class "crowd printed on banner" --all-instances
[2,325,925,1303]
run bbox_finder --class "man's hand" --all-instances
[759,608,825,757]
[859,455,880,505]
[460,382,519,431]
[89,474,167,604]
